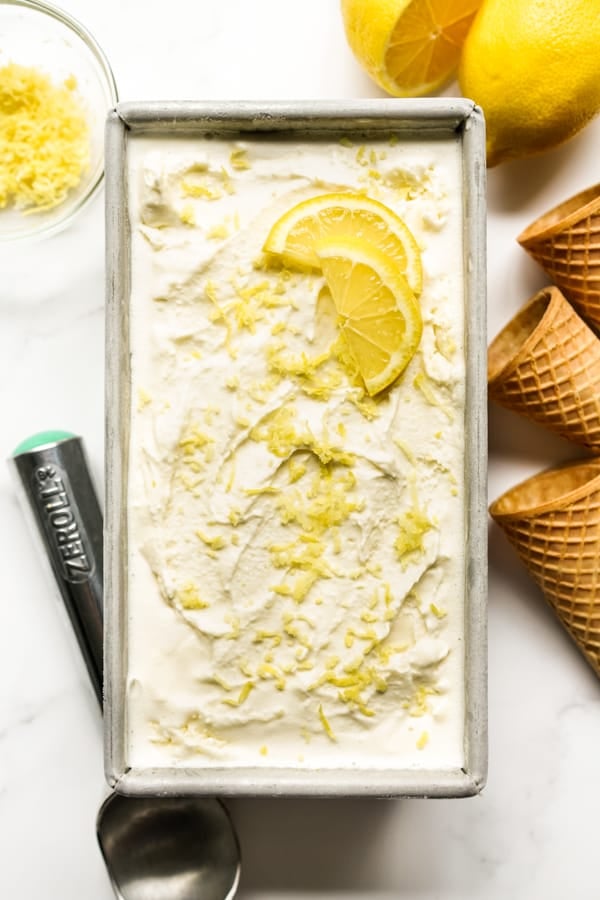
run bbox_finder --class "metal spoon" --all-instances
[9,431,241,900]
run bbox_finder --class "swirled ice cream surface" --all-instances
[126,133,466,770]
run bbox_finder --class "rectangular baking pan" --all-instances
[105,99,487,797]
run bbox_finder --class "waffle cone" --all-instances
[490,459,600,677]
[518,184,600,329]
[488,286,600,450]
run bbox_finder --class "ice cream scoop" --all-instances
[9,430,241,900]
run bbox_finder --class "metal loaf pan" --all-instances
[105,99,487,798]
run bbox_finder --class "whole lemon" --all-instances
[459,0,600,167]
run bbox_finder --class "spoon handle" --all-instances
[9,432,104,706]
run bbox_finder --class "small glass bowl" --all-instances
[0,0,118,241]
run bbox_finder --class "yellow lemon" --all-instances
[264,191,422,295]
[341,0,482,97]
[317,237,423,395]
[459,0,600,166]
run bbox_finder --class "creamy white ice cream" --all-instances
[126,132,466,771]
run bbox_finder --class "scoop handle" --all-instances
[9,432,104,706]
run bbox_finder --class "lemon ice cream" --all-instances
[126,132,466,771]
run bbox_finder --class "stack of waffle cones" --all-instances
[490,183,600,678]
[490,460,600,676]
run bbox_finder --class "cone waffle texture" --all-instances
[518,184,600,329]
[488,286,600,450]
[490,459,600,677]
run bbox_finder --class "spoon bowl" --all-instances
[97,794,240,900]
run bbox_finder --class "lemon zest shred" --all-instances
[434,324,456,361]
[253,630,282,647]
[318,704,336,741]
[224,614,241,640]
[244,485,280,496]
[222,681,255,707]
[195,529,226,551]
[226,460,236,493]
[409,685,436,717]
[257,663,286,690]
[356,145,368,167]
[430,602,447,619]
[181,177,222,200]
[393,435,417,466]
[395,498,434,568]
[179,203,196,226]
[288,460,307,483]
[413,369,454,421]
[230,147,251,170]
[175,583,208,610]
[211,674,233,691]
[137,388,152,410]
[207,221,230,240]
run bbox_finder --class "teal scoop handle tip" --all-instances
[8,432,103,706]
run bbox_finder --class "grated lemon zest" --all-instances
[288,460,307,483]
[175,582,208,610]
[224,614,241,640]
[253,630,282,647]
[211,674,233,691]
[228,507,241,526]
[244,485,279,496]
[393,435,417,466]
[137,388,152,410]
[225,460,236,493]
[179,203,196,225]
[230,147,251,170]
[413,369,454,421]
[395,497,434,568]
[195,529,226,551]
[416,731,429,750]
[222,681,255,707]
[257,663,286,690]
[318,704,336,741]
[409,685,436,717]
[434,324,456,361]
[207,221,230,240]
[0,64,90,212]
[355,145,368,167]
[181,177,222,200]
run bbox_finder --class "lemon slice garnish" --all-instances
[264,192,422,296]
[317,237,422,396]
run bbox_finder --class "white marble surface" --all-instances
[1,1,599,897]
